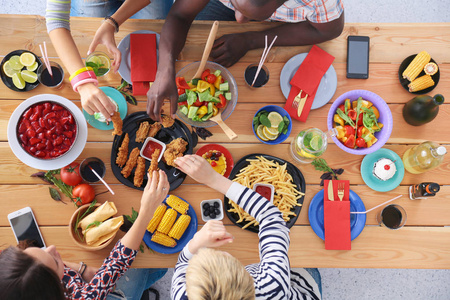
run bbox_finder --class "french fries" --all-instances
[228,156,304,229]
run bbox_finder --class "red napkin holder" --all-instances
[130,33,157,96]
[284,45,335,122]
[324,180,351,250]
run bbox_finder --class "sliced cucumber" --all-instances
[214,90,224,97]
[188,106,199,119]
[219,82,229,91]
[179,106,188,116]
[225,92,232,101]
[213,69,221,77]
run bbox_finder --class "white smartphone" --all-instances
[7,207,46,249]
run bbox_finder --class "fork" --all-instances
[292,90,309,117]
[337,182,345,201]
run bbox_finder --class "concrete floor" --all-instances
[1,1,450,299]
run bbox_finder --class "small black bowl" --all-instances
[398,54,440,95]
[0,50,42,92]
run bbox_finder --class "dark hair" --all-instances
[0,247,66,300]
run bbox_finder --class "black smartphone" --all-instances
[346,36,370,79]
[8,207,46,248]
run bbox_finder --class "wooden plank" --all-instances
[1,184,449,227]
[1,16,449,63]
[1,225,450,269]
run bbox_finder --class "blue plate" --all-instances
[361,148,405,192]
[82,86,127,130]
[143,195,198,254]
[309,189,366,241]
[252,105,292,145]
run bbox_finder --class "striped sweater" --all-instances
[171,182,321,299]
[45,0,71,32]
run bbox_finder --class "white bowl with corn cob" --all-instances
[399,51,440,94]
[143,194,198,254]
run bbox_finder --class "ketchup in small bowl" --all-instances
[140,137,166,162]
[253,183,274,203]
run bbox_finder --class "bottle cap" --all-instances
[436,146,447,156]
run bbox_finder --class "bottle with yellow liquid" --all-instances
[402,141,447,174]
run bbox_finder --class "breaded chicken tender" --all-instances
[133,156,146,187]
[148,122,162,138]
[163,138,188,167]
[111,111,123,136]
[148,149,161,180]
[121,147,140,178]
[116,133,129,167]
[161,115,175,128]
[136,121,150,143]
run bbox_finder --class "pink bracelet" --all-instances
[73,78,99,92]
[70,70,97,90]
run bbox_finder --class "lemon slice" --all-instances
[309,135,323,151]
[98,55,111,69]
[9,56,24,70]
[264,126,279,135]
[300,149,316,158]
[86,55,102,66]
[21,70,38,83]
[27,61,38,72]
[263,126,279,140]
[267,112,283,128]
[12,73,25,89]
[19,52,36,67]
[256,125,269,141]
[2,61,19,77]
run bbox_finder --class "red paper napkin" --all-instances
[284,45,334,122]
[130,33,157,95]
[324,180,351,250]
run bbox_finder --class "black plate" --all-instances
[0,50,42,92]
[398,54,440,95]
[111,111,196,191]
[224,153,306,233]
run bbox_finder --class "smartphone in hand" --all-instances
[8,207,46,248]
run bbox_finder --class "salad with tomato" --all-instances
[176,68,231,122]
[333,97,383,149]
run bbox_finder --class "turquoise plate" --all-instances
[82,86,127,130]
[361,148,405,192]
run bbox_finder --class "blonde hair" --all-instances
[186,248,255,300]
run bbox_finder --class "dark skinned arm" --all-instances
[210,12,345,67]
[146,0,209,121]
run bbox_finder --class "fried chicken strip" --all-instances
[136,121,150,143]
[148,148,161,181]
[116,133,129,167]
[163,138,188,167]
[111,111,123,136]
[148,122,162,138]
[161,115,175,128]
[133,156,146,187]
[121,147,140,178]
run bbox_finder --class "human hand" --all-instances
[88,22,121,73]
[140,170,169,215]
[146,69,178,122]
[175,155,218,186]
[77,83,116,119]
[189,220,233,254]
[210,33,251,67]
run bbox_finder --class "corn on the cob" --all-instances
[166,195,189,214]
[157,208,177,234]
[151,231,177,247]
[168,214,191,240]
[408,75,434,92]
[424,62,438,75]
[146,204,167,233]
[402,51,431,81]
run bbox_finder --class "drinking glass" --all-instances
[79,157,106,183]
[244,63,269,88]
[37,61,64,89]
[377,204,407,230]
[290,127,328,163]
[85,51,111,77]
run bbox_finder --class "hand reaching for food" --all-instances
[140,170,169,216]
[188,220,233,255]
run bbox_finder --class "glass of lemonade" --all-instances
[290,127,327,163]
[85,51,111,77]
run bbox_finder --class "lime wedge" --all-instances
[256,125,269,141]
[9,56,24,70]
[27,61,38,72]
[3,61,19,77]
[12,73,25,89]
[267,112,283,128]
[21,70,38,83]
[19,52,36,67]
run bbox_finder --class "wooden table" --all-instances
[1,15,449,269]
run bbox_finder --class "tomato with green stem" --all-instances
[72,183,95,207]
[60,163,82,186]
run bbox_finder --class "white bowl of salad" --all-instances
[175,61,238,128]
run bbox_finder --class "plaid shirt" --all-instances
[218,0,344,23]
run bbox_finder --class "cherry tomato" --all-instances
[72,183,95,207]
[216,94,227,109]
[357,126,364,138]
[201,69,210,81]
[344,134,355,148]
[60,163,82,186]
[193,98,205,107]
[348,109,357,121]
[178,101,188,106]
[338,104,346,112]
[344,125,355,137]
[357,112,364,126]
[356,137,367,148]
[177,88,185,95]
[175,77,190,89]
[206,74,217,84]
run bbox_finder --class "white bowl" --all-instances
[200,199,224,222]
[140,137,166,162]
[253,183,275,204]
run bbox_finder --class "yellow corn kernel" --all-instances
[151,232,177,247]
[334,114,344,126]
[402,51,431,81]
[168,214,191,240]
[157,209,177,234]
[408,75,434,92]
[147,204,167,233]
[166,195,189,215]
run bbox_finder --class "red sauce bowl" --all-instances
[253,183,274,203]
[140,137,166,162]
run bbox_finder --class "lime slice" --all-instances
[12,73,25,89]
[19,52,36,67]
[263,126,279,140]
[20,70,38,83]
[267,112,283,128]
[2,61,19,77]
[27,61,38,72]
[256,125,269,141]
[309,135,323,151]
[9,56,24,70]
